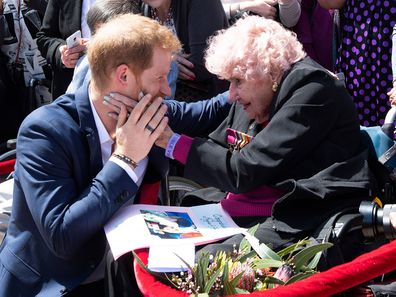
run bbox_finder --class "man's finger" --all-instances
[145,103,168,133]
[136,97,164,129]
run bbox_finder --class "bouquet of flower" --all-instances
[134,225,332,296]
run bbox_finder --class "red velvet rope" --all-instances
[0,159,15,175]
[134,240,396,297]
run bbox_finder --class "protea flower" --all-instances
[229,262,256,292]
[273,264,295,284]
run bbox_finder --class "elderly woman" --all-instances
[153,16,374,250]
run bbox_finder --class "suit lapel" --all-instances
[74,80,103,178]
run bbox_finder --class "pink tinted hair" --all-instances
[205,16,306,83]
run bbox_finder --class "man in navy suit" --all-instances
[0,14,180,297]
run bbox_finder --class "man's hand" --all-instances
[59,38,89,68]
[113,95,168,163]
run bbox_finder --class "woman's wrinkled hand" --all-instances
[174,52,196,81]
[155,125,174,149]
[103,92,141,120]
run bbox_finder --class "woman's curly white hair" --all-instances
[205,16,306,83]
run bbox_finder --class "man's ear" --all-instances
[114,64,134,87]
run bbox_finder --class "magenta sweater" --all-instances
[173,135,284,217]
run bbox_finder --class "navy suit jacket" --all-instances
[0,79,168,296]
[0,74,230,296]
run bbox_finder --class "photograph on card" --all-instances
[141,210,203,239]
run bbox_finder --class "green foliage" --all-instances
[134,225,333,296]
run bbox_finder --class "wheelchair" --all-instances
[156,107,396,296]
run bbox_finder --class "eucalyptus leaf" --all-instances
[239,224,259,252]
[291,242,333,271]
[253,258,283,269]
[237,250,257,263]
[277,239,310,258]
[243,233,281,261]
[307,250,323,270]
[285,271,315,285]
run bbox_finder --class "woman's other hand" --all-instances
[175,52,196,81]
[103,92,140,120]
[155,125,174,149]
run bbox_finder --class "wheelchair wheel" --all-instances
[168,176,203,206]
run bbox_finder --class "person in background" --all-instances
[293,0,334,70]
[222,0,301,28]
[141,0,229,101]
[0,14,178,297]
[154,16,373,254]
[318,0,396,127]
[0,0,51,150]
[36,0,95,99]
[25,0,48,17]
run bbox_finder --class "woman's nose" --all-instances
[228,82,238,102]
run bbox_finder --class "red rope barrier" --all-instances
[0,159,15,175]
[135,240,396,297]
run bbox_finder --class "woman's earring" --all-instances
[272,81,278,93]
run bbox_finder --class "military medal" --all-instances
[226,128,253,151]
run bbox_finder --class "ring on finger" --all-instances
[145,124,155,133]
